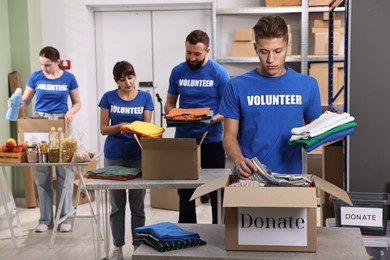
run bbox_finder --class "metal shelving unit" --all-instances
[212,0,345,75]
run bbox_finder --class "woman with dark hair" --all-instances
[18,46,81,233]
[99,61,154,259]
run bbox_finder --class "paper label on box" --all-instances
[340,207,383,227]
[23,133,49,143]
[238,207,307,246]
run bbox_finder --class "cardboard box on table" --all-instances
[17,117,68,207]
[138,133,205,180]
[190,174,351,252]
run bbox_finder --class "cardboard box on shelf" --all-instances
[309,62,344,105]
[313,19,341,28]
[312,27,344,34]
[309,0,330,6]
[231,41,256,57]
[190,174,351,252]
[234,28,252,41]
[313,31,341,55]
[138,133,205,180]
[265,0,301,7]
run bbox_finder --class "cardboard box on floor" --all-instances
[137,133,206,180]
[53,160,97,205]
[17,117,68,208]
[150,188,201,211]
[190,174,351,252]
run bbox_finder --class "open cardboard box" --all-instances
[190,174,351,252]
[135,133,206,180]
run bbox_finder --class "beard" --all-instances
[186,58,205,70]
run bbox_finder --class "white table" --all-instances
[133,224,369,260]
[85,168,231,260]
[0,158,99,248]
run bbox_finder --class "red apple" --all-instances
[11,145,23,153]
[0,145,9,152]
[6,138,17,151]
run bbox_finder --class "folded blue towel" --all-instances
[134,222,200,242]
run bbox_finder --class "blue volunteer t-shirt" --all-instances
[168,59,230,143]
[219,68,322,174]
[98,89,154,160]
[26,70,79,113]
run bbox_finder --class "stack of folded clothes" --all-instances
[86,165,141,181]
[133,222,207,252]
[288,111,357,152]
[164,107,213,128]
[120,121,165,138]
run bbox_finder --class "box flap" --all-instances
[140,138,197,150]
[223,187,317,208]
[314,176,352,205]
[190,175,230,201]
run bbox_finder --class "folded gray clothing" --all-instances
[87,166,141,177]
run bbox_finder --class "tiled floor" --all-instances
[0,190,213,259]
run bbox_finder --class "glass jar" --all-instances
[40,141,48,153]
[27,146,38,163]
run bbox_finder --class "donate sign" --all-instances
[238,207,308,246]
[341,207,383,227]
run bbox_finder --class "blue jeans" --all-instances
[34,165,74,226]
[105,158,145,246]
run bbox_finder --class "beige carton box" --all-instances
[191,174,351,252]
[231,41,256,57]
[138,134,206,180]
[234,28,253,41]
[265,0,301,7]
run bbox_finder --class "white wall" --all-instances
[39,0,212,153]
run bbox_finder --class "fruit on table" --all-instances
[11,145,23,153]
[0,145,9,152]
[6,138,16,150]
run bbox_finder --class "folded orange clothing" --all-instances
[165,107,210,121]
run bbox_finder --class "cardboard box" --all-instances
[265,0,301,7]
[190,174,351,252]
[138,135,205,180]
[312,27,344,34]
[53,178,95,206]
[313,19,341,28]
[150,189,201,211]
[150,189,179,211]
[0,152,27,163]
[17,117,69,144]
[309,62,344,105]
[313,31,341,55]
[309,0,329,6]
[231,41,256,57]
[234,28,252,41]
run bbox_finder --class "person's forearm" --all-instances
[223,137,245,166]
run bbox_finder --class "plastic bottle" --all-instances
[5,88,22,121]
[57,127,65,162]
[48,126,59,163]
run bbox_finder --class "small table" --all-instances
[133,224,369,260]
[0,158,99,248]
[86,168,231,260]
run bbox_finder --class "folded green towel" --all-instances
[87,166,141,177]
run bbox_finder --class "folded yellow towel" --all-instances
[120,121,165,138]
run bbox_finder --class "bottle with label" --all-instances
[5,88,22,121]
[57,127,65,162]
[48,126,59,163]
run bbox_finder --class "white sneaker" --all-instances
[35,224,48,232]
[110,246,123,260]
[59,223,72,232]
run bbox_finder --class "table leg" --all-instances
[0,166,18,247]
[49,166,70,248]
[96,188,101,259]
[103,189,110,259]
[217,189,221,224]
